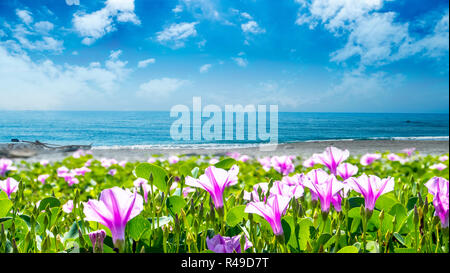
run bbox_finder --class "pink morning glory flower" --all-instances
[0,159,17,177]
[37,174,50,184]
[302,156,316,168]
[425,177,449,228]
[101,158,118,168]
[226,152,241,160]
[147,157,157,163]
[72,149,88,158]
[83,187,144,251]
[89,230,107,253]
[271,180,304,199]
[271,156,295,176]
[387,153,402,162]
[57,166,69,176]
[185,165,239,210]
[239,155,250,162]
[74,167,91,176]
[182,187,196,198]
[119,161,128,168]
[244,182,269,202]
[348,174,394,212]
[207,234,253,253]
[305,169,330,201]
[84,159,92,167]
[402,148,416,157]
[134,178,157,203]
[209,158,219,165]
[62,200,74,213]
[108,169,117,176]
[258,157,272,171]
[302,173,344,213]
[439,155,449,162]
[40,159,49,166]
[245,194,291,236]
[312,147,349,174]
[360,153,382,166]
[168,156,180,164]
[430,163,447,171]
[336,163,358,181]
[0,177,19,199]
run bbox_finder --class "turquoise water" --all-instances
[0,111,448,147]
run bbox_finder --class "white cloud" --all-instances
[241,20,265,34]
[295,0,449,67]
[177,0,221,21]
[0,45,132,110]
[16,9,33,25]
[137,78,188,98]
[65,0,80,5]
[34,21,54,34]
[156,22,198,49]
[199,63,212,73]
[173,5,183,13]
[137,58,156,68]
[73,0,140,45]
[241,12,252,20]
[232,57,248,67]
[5,24,64,54]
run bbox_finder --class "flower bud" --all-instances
[89,230,106,253]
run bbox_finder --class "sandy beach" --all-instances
[4,140,448,162]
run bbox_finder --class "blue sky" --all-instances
[0,0,448,112]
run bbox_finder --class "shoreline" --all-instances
[5,139,448,162]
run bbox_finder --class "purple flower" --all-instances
[182,187,196,198]
[258,157,272,171]
[348,174,394,211]
[37,174,50,184]
[0,159,17,177]
[430,163,447,171]
[207,234,253,253]
[360,153,381,166]
[245,194,291,236]
[119,161,128,168]
[185,165,239,210]
[0,177,19,199]
[226,152,241,160]
[108,169,117,176]
[209,158,219,165]
[303,173,344,213]
[312,147,349,174]
[101,158,118,168]
[147,157,157,163]
[271,180,304,199]
[425,177,449,228]
[89,230,107,253]
[271,156,295,176]
[439,155,449,162]
[57,166,69,176]
[336,163,358,180]
[305,169,329,201]
[63,200,74,213]
[387,153,402,162]
[83,187,144,250]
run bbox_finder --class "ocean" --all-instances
[0,111,448,148]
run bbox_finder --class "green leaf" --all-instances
[366,241,380,253]
[38,197,61,211]
[191,167,199,179]
[337,246,359,253]
[226,205,246,227]
[394,248,416,253]
[347,197,365,209]
[135,163,168,192]
[63,221,79,242]
[214,158,237,170]
[0,198,13,218]
[298,218,313,251]
[166,196,187,216]
[406,197,418,211]
[375,193,399,212]
[179,164,192,178]
[126,215,151,241]
[389,203,407,231]
[393,232,406,247]
[281,218,291,243]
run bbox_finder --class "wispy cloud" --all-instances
[137,78,189,99]
[156,22,199,49]
[199,63,212,73]
[137,58,156,68]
